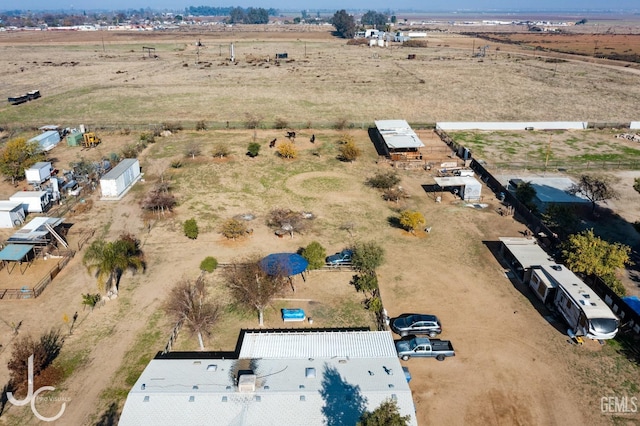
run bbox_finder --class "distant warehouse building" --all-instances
[99,158,141,200]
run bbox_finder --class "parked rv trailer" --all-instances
[530,264,618,340]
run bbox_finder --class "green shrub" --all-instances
[301,241,326,270]
[200,256,218,273]
[184,218,199,239]
[247,142,261,157]
[366,171,401,190]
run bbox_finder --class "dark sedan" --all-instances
[390,314,442,337]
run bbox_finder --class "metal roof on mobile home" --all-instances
[238,330,397,359]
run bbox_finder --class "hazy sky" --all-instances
[4,0,640,12]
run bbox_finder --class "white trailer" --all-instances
[0,200,26,228]
[9,191,52,213]
[530,264,618,340]
[25,161,52,184]
[100,158,141,200]
[29,130,61,152]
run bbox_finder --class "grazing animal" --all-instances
[286,131,296,140]
[310,134,315,143]
[269,138,277,148]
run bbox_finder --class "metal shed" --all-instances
[100,158,141,200]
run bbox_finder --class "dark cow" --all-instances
[286,131,296,140]
[269,138,277,148]
[310,134,315,143]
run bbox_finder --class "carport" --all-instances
[0,244,35,274]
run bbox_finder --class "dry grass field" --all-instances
[0,27,639,426]
[1,27,640,129]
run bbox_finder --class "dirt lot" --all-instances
[0,28,639,426]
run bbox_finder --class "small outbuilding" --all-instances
[9,191,52,214]
[29,130,61,152]
[0,200,26,228]
[100,158,141,200]
[433,176,482,201]
[25,161,52,184]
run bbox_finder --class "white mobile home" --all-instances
[0,201,26,228]
[100,158,141,200]
[9,191,52,213]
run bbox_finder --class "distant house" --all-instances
[119,329,417,426]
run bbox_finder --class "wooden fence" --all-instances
[0,251,75,300]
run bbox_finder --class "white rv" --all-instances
[530,264,618,340]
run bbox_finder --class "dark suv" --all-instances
[390,314,442,338]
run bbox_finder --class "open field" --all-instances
[1,28,640,129]
[0,27,639,426]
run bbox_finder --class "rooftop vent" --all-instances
[192,385,199,390]
[264,386,270,390]
[238,374,257,393]
[207,364,217,371]
[391,394,397,401]
[189,396,195,402]
[300,395,306,401]
[143,396,150,402]
[550,265,562,271]
[222,396,228,402]
[193,361,201,365]
[305,368,316,378]
[254,395,261,402]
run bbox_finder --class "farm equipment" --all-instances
[82,132,101,148]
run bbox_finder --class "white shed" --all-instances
[433,176,482,201]
[0,201,26,228]
[100,158,141,200]
[25,161,52,184]
[9,191,52,213]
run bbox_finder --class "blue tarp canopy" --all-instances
[260,253,308,277]
[0,244,34,261]
[623,296,640,316]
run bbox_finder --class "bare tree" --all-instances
[222,256,287,326]
[184,142,202,159]
[266,208,310,238]
[141,181,177,217]
[164,276,220,350]
[569,174,619,214]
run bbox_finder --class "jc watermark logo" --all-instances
[601,395,638,414]
[6,355,67,422]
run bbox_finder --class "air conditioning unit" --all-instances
[238,374,256,393]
